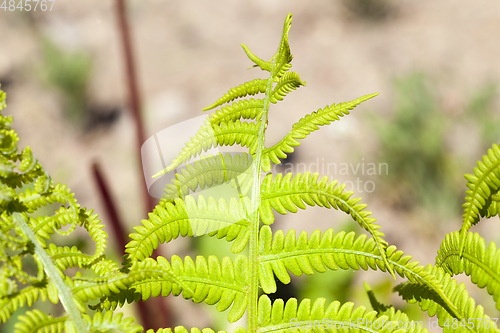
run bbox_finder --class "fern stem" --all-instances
[247,74,275,331]
[14,212,88,333]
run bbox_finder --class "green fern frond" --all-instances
[153,121,259,177]
[47,244,119,277]
[0,128,19,155]
[162,152,253,202]
[0,89,119,333]
[34,171,51,193]
[79,210,107,263]
[1,251,44,285]
[19,183,76,212]
[147,327,245,333]
[202,79,268,111]
[29,207,107,264]
[30,207,76,239]
[257,226,498,332]
[126,196,250,263]
[17,183,80,242]
[13,310,65,333]
[73,256,189,304]
[0,228,25,254]
[89,311,142,333]
[238,15,293,81]
[258,172,391,275]
[0,88,6,110]
[1,172,36,189]
[460,143,500,247]
[258,227,389,293]
[487,194,499,218]
[364,285,423,330]
[0,183,16,206]
[48,244,93,270]
[100,255,248,323]
[437,231,500,310]
[241,44,272,72]
[270,13,293,79]
[395,265,498,333]
[261,93,379,171]
[0,155,15,178]
[12,212,88,332]
[18,147,37,173]
[0,282,48,323]
[364,282,393,316]
[256,295,429,332]
[269,71,305,104]
[207,98,264,125]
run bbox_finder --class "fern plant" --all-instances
[1,12,500,333]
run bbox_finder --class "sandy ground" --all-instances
[1,0,499,330]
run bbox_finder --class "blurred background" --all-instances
[1,0,499,331]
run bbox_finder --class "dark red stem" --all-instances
[91,162,172,329]
[115,0,155,214]
[92,162,127,254]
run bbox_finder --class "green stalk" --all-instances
[14,212,88,333]
[247,72,275,331]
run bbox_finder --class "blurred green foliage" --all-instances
[369,73,499,221]
[340,0,396,21]
[466,82,500,151]
[370,73,461,217]
[40,39,92,124]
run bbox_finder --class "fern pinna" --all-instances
[1,12,500,333]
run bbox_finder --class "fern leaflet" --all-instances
[460,143,500,252]
[437,231,500,311]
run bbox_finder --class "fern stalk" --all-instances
[13,212,88,333]
[247,75,274,332]
[246,15,295,331]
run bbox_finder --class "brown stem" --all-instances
[114,0,155,214]
[92,162,127,254]
[92,161,172,329]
